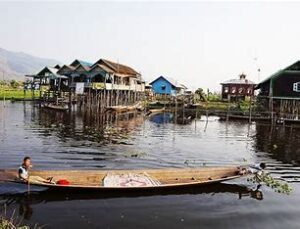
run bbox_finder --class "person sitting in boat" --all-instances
[248,163,266,175]
[18,156,55,184]
[18,156,32,181]
[239,163,266,176]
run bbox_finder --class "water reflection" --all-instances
[149,111,195,125]
[254,123,300,165]
[27,106,145,145]
[0,183,263,221]
[150,112,174,124]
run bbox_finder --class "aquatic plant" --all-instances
[247,173,293,195]
[123,151,147,158]
[184,160,196,167]
[0,212,29,229]
[0,204,45,229]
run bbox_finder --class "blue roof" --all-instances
[149,75,187,88]
[70,59,93,67]
[78,60,93,67]
[150,76,176,87]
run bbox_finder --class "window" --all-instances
[238,87,244,94]
[224,87,229,93]
[293,82,300,92]
[161,85,166,90]
[247,88,252,94]
[231,87,236,94]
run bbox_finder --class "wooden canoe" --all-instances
[0,166,244,191]
[42,103,68,111]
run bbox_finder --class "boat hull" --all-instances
[0,167,244,191]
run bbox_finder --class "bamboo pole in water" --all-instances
[175,96,178,124]
[249,96,252,123]
[226,100,230,122]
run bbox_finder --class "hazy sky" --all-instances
[1,1,300,91]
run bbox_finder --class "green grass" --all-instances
[148,100,254,112]
[0,88,39,100]
[195,100,255,112]
[195,101,235,111]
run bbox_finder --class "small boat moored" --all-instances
[42,103,68,111]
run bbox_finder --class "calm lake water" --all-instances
[1,101,300,229]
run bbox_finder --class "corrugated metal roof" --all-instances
[34,66,68,79]
[256,60,300,88]
[70,59,93,68]
[221,78,255,85]
[150,76,187,89]
[89,64,114,74]
[74,64,91,72]
[34,58,142,80]
[36,66,58,76]
[78,60,93,67]
[93,58,140,76]
[61,65,76,70]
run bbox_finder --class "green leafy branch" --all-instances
[247,173,292,195]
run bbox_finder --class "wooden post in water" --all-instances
[206,99,208,122]
[195,103,197,130]
[226,100,230,122]
[249,96,252,123]
[270,97,274,125]
[175,95,178,124]
[116,90,119,106]
[269,78,274,125]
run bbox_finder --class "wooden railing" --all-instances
[69,82,144,91]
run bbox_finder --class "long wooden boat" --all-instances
[146,108,166,116]
[107,105,133,112]
[219,114,270,122]
[0,166,245,191]
[42,103,68,111]
[107,103,143,113]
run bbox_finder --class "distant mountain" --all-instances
[0,47,61,81]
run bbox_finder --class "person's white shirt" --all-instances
[18,166,28,180]
[248,163,264,175]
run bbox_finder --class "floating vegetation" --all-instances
[184,160,196,167]
[123,151,147,158]
[247,173,293,195]
[0,212,30,229]
[183,160,206,167]
[0,206,42,229]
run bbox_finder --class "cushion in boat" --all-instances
[103,172,161,187]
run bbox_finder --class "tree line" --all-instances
[0,80,24,89]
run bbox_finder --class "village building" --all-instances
[221,73,255,101]
[55,58,144,92]
[89,59,144,91]
[149,76,187,96]
[26,58,145,111]
[71,62,93,85]
[255,60,300,117]
[25,65,67,92]
[57,59,93,88]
